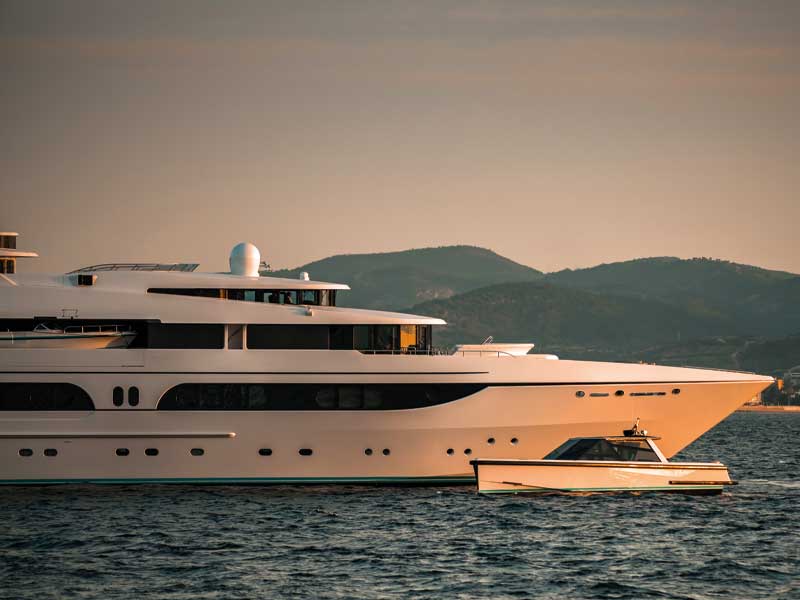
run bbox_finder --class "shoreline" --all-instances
[737,405,800,413]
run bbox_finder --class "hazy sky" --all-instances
[2,1,799,274]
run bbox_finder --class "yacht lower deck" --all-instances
[0,349,771,484]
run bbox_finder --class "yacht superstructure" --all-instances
[0,239,773,484]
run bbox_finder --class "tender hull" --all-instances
[0,332,135,349]
[472,459,734,494]
[0,350,772,484]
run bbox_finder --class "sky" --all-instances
[2,0,799,274]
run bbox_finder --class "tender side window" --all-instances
[545,438,660,462]
[158,383,486,410]
[0,383,94,410]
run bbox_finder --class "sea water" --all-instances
[1,412,798,599]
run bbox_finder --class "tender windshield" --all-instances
[545,438,660,462]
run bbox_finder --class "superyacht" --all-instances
[0,233,773,484]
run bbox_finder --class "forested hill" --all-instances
[406,282,735,350]
[542,257,800,336]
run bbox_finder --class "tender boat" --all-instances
[471,420,736,495]
[0,323,136,349]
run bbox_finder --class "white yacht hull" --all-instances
[0,349,771,485]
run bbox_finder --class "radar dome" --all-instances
[229,242,261,277]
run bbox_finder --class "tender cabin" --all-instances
[543,436,666,463]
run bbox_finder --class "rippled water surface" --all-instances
[1,413,798,599]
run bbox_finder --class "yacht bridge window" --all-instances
[148,288,337,306]
[0,259,15,274]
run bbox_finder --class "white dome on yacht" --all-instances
[229,242,261,277]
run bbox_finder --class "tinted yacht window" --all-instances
[329,326,354,350]
[0,383,94,410]
[158,383,486,411]
[146,324,224,349]
[247,325,329,350]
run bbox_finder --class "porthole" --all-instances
[43,448,58,457]
[510,437,519,445]
[299,448,313,456]
[575,391,585,398]
[128,386,139,407]
[382,448,390,456]
[19,448,33,457]
[190,448,204,456]
[615,390,625,397]
[258,448,273,456]
[672,388,681,395]
[113,386,124,407]
[446,448,454,455]
[145,448,159,456]
[116,448,130,457]
[365,448,373,456]
[487,437,495,445]
[464,448,472,455]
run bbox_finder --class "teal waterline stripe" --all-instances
[0,475,475,486]
[480,485,724,494]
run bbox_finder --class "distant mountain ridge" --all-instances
[542,257,800,336]
[270,245,542,310]
[268,246,800,371]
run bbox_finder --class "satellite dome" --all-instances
[229,242,261,277]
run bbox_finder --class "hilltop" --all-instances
[270,245,542,310]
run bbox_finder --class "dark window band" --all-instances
[0,383,94,410]
[158,383,486,411]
